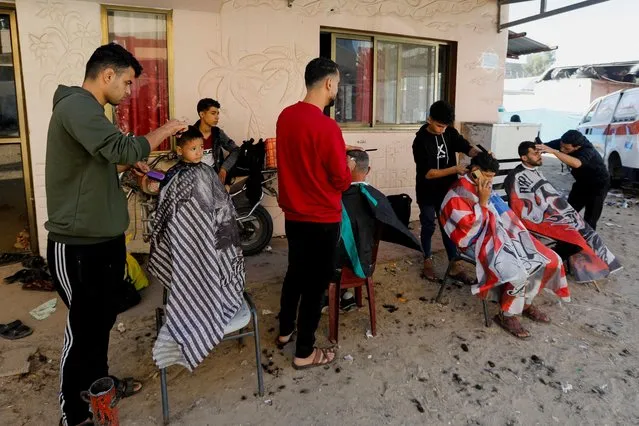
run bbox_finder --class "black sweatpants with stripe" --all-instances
[47,235,125,426]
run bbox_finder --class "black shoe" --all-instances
[340,296,356,312]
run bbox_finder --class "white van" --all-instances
[577,87,639,187]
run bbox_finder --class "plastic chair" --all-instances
[435,253,490,327]
[155,290,264,425]
[328,239,379,344]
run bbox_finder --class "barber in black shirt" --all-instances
[537,130,610,230]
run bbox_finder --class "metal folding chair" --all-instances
[435,253,491,327]
[155,290,264,425]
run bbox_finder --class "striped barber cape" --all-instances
[439,175,570,303]
[148,162,245,371]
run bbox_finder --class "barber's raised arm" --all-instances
[321,123,352,192]
[59,97,186,164]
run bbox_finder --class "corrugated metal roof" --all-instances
[507,31,557,59]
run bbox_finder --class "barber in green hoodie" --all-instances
[45,43,187,426]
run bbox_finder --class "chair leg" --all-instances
[156,308,170,424]
[354,286,363,308]
[436,261,455,303]
[482,299,490,327]
[160,367,169,425]
[328,282,339,344]
[238,328,245,347]
[366,278,377,336]
[251,312,264,397]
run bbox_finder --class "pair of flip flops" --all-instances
[0,320,33,340]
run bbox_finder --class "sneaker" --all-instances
[340,296,356,312]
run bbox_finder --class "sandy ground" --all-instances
[1,157,638,426]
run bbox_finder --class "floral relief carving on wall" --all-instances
[28,0,100,96]
[198,39,312,138]
[223,0,490,20]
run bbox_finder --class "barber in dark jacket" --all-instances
[195,98,239,183]
[537,130,610,230]
[412,101,480,283]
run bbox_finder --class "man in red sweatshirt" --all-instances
[276,57,356,369]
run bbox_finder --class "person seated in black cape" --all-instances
[326,150,423,311]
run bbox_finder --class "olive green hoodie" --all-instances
[45,85,151,245]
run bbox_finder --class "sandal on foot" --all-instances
[493,314,530,339]
[111,376,142,398]
[292,348,336,370]
[523,305,551,323]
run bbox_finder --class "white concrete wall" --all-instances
[14,0,507,254]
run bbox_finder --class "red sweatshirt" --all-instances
[276,102,352,223]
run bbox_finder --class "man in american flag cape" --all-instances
[440,151,570,338]
[504,142,622,283]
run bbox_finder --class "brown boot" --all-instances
[421,257,437,281]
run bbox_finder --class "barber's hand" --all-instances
[345,144,364,152]
[134,161,151,174]
[164,119,189,136]
[477,175,492,207]
[218,168,227,184]
[455,164,469,175]
[537,144,557,155]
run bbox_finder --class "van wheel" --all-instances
[608,153,624,188]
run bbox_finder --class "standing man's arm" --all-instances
[537,144,582,168]
[452,129,481,157]
[412,135,467,180]
[321,124,353,192]
[59,100,186,165]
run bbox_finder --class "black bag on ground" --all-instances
[386,194,412,227]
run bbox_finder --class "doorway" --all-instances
[0,8,36,254]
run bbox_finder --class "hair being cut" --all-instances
[518,141,537,158]
[347,149,369,173]
[84,43,143,80]
[197,98,221,114]
[429,100,455,125]
[305,57,339,88]
[175,126,203,147]
[470,151,500,173]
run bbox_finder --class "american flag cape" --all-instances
[440,176,570,302]
[504,165,621,283]
[148,162,245,370]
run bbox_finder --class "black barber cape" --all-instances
[340,183,422,278]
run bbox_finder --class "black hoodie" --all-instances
[412,125,472,205]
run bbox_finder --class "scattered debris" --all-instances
[264,399,273,406]
[461,343,469,352]
[365,330,374,339]
[367,355,373,359]
[117,322,126,333]
[264,246,273,252]
[344,355,354,362]
[29,298,57,320]
[410,398,425,413]
[262,309,273,316]
[383,304,399,313]
[561,383,573,393]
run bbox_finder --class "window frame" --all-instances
[325,29,451,131]
[100,5,175,152]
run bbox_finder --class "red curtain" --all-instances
[355,47,372,124]
[112,36,170,151]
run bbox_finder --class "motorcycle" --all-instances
[120,151,276,256]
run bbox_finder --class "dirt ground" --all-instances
[1,157,638,426]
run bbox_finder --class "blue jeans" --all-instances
[418,201,458,261]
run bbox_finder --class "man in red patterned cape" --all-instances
[440,152,570,339]
[504,142,622,283]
